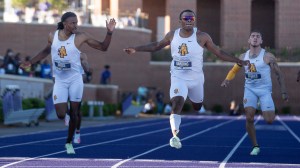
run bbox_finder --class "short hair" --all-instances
[179,9,196,20]
[250,30,263,38]
[57,12,77,30]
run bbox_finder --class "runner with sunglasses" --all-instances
[124,9,249,149]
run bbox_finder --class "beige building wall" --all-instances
[275,0,300,49]
[220,0,251,51]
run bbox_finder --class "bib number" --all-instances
[174,60,192,70]
[245,72,261,79]
[54,60,71,71]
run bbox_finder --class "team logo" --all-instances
[58,46,67,58]
[53,95,57,101]
[249,63,257,72]
[174,88,179,94]
[178,43,188,56]
[243,98,247,104]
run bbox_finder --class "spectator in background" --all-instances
[137,86,148,105]
[143,98,156,114]
[100,65,111,84]
[4,49,17,75]
[41,59,51,79]
[14,53,22,75]
[34,61,42,77]
[22,56,33,77]
[0,57,5,75]
[164,103,172,115]
[156,88,164,115]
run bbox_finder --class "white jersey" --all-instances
[244,49,272,89]
[51,30,82,80]
[170,28,204,80]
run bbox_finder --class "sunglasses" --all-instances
[182,16,195,22]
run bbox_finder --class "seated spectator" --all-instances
[41,59,51,78]
[164,103,172,115]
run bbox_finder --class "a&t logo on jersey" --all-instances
[178,43,189,56]
[58,46,67,58]
[249,63,257,72]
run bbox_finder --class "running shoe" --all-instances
[169,136,182,149]
[64,114,70,126]
[250,146,260,155]
[73,133,81,144]
[65,143,75,154]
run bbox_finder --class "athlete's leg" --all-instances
[52,81,69,119]
[73,101,82,143]
[170,96,185,137]
[245,107,258,147]
[76,101,82,131]
[169,76,188,149]
[243,87,260,151]
[67,101,80,143]
[259,92,276,124]
[188,73,204,112]
[68,75,84,145]
[262,111,275,124]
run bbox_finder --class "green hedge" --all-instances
[80,102,121,117]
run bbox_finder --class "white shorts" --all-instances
[170,74,204,103]
[52,74,83,104]
[243,86,275,111]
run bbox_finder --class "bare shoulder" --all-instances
[75,31,87,38]
[197,31,210,39]
[197,31,212,44]
[48,31,56,43]
[165,30,175,41]
[264,51,277,64]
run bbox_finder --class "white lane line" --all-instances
[0,119,206,168]
[0,120,165,149]
[218,115,261,168]
[277,116,300,143]
[293,115,300,121]
[0,118,160,138]
[111,117,239,168]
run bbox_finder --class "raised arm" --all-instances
[20,32,53,69]
[221,54,244,87]
[265,53,288,102]
[123,31,174,54]
[199,32,248,66]
[84,18,116,51]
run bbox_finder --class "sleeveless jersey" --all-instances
[51,30,82,80]
[170,28,204,80]
[244,49,272,89]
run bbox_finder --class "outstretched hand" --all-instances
[238,60,250,66]
[106,18,116,32]
[123,48,136,54]
[221,79,230,87]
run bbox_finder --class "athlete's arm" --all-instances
[265,52,289,102]
[199,32,248,66]
[20,32,53,69]
[221,54,244,87]
[80,53,90,73]
[123,31,174,54]
[82,19,116,51]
